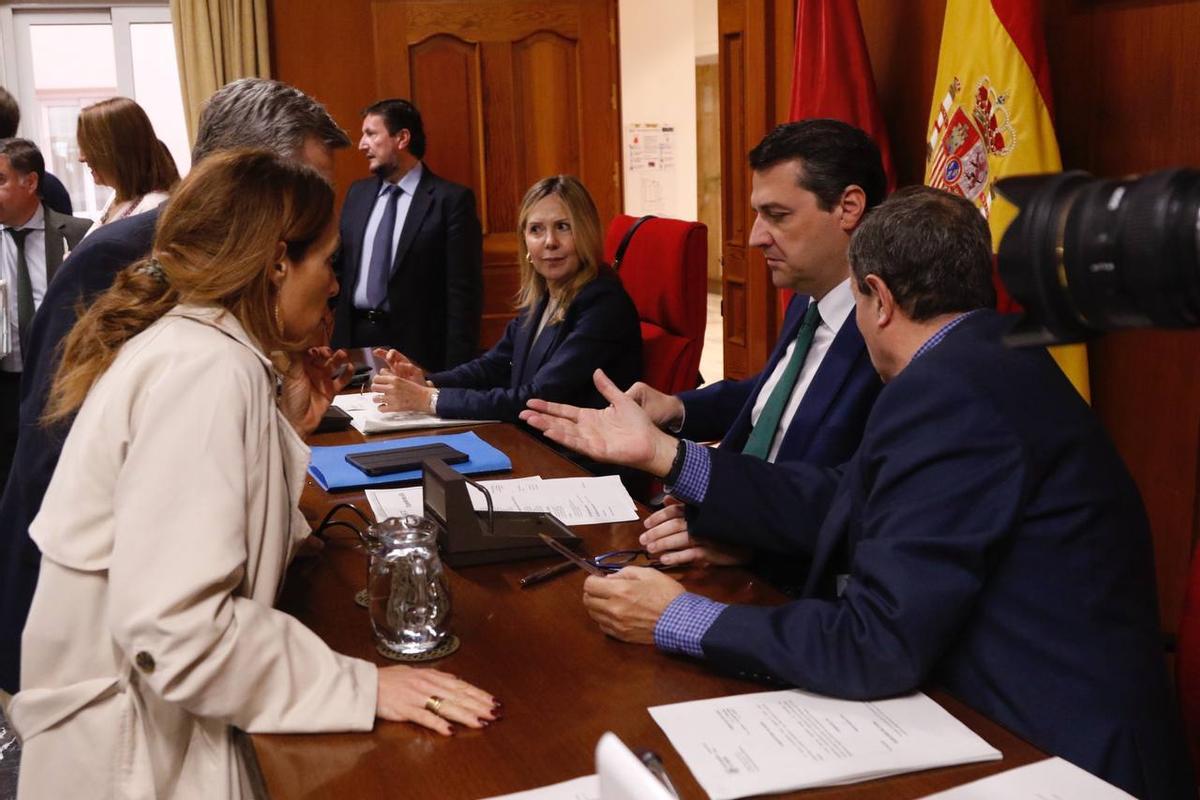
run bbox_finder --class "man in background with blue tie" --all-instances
[0,139,87,491]
[615,119,884,568]
[331,99,483,371]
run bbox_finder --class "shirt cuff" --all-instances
[653,592,728,658]
[664,439,711,504]
[668,405,686,434]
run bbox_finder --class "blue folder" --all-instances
[308,431,511,491]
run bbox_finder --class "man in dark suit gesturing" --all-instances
[0,139,87,488]
[332,99,482,370]
[616,120,883,567]
[522,187,1194,799]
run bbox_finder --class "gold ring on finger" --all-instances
[424,695,444,715]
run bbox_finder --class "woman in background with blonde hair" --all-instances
[371,174,641,424]
[9,149,497,800]
[76,96,179,235]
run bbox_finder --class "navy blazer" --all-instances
[428,268,641,422]
[331,168,483,371]
[677,293,880,468]
[0,209,159,692]
[690,311,1194,799]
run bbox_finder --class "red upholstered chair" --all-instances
[603,215,708,395]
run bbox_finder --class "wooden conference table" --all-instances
[248,421,1044,799]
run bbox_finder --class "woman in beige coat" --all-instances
[9,150,498,799]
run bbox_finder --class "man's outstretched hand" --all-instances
[520,369,679,478]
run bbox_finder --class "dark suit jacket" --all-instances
[40,173,73,216]
[331,168,483,371]
[0,209,158,692]
[689,311,1193,799]
[677,293,880,468]
[428,268,641,422]
[41,207,90,279]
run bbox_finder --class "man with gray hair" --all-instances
[0,78,351,693]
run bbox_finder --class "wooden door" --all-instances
[716,0,793,379]
[368,0,623,346]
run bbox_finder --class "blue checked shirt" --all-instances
[653,309,982,658]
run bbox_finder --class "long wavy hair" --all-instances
[514,175,604,324]
[76,96,180,205]
[45,148,333,422]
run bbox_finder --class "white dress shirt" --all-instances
[353,162,424,310]
[1,204,48,373]
[749,277,856,463]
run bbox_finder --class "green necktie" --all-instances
[742,301,822,460]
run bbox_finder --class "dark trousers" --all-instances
[351,312,392,350]
[0,372,20,494]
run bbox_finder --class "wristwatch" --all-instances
[428,389,440,416]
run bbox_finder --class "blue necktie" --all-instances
[365,184,400,309]
[741,301,822,460]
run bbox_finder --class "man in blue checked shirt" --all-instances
[521,186,1193,800]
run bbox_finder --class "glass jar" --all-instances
[364,515,451,656]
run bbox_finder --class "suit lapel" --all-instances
[391,169,434,276]
[523,314,565,383]
[43,210,65,283]
[719,296,808,451]
[510,296,547,388]
[343,178,382,295]
[775,320,867,458]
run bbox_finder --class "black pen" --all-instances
[518,560,576,588]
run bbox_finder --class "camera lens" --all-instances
[996,168,1200,345]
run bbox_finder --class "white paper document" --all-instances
[366,475,639,526]
[917,757,1135,800]
[330,393,490,434]
[649,690,1001,800]
[479,775,598,800]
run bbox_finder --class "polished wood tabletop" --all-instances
[249,422,1045,799]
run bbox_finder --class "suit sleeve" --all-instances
[442,186,483,368]
[685,448,843,556]
[700,376,1027,700]
[676,295,805,443]
[435,283,638,421]
[106,352,377,733]
[677,376,760,442]
[427,315,517,390]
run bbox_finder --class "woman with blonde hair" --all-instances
[371,175,641,425]
[76,96,179,234]
[9,149,497,800]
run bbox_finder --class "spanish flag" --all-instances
[925,0,1090,401]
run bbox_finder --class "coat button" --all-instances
[135,651,156,673]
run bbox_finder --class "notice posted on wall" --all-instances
[625,123,676,215]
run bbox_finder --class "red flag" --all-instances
[779,0,896,314]
[788,0,896,190]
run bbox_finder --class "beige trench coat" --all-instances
[10,305,377,799]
